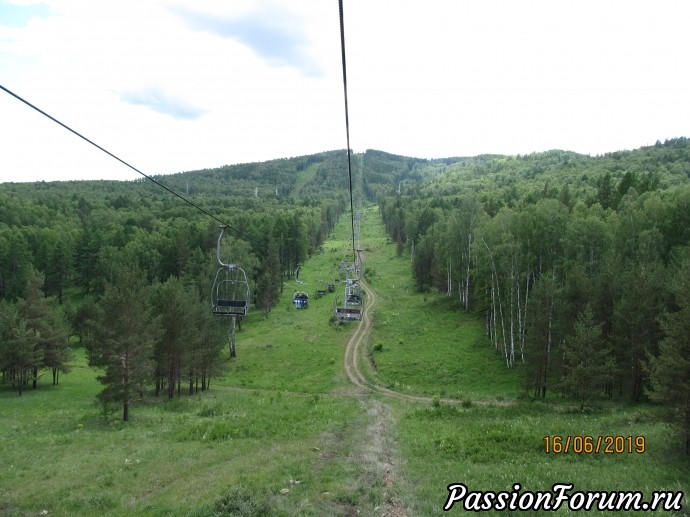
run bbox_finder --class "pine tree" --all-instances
[647,253,690,454]
[86,266,160,421]
[0,300,40,395]
[561,305,613,410]
[17,268,70,390]
[151,276,195,399]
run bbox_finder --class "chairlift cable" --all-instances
[4,4,360,263]
[0,83,262,249]
[338,0,358,266]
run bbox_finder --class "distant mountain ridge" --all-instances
[3,138,689,206]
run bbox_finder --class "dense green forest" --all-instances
[379,137,690,451]
[2,140,690,450]
[0,149,416,417]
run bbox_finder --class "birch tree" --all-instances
[523,275,558,398]
[443,195,482,310]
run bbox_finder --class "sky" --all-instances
[1,0,689,183]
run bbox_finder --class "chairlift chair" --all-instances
[315,279,328,298]
[211,225,250,357]
[293,291,309,309]
[334,292,362,321]
[212,267,250,317]
[334,279,362,322]
[333,255,364,322]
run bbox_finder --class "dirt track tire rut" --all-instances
[344,280,450,404]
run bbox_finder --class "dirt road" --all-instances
[343,280,445,404]
[341,280,409,517]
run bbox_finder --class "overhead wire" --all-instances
[338,0,358,266]
[3,3,359,261]
[0,83,263,249]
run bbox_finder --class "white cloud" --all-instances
[1,0,689,183]
[170,3,323,76]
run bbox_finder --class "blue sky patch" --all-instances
[0,1,50,27]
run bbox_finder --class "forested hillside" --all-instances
[3,139,690,447]
[0,149,417,414]
[0,149,423,303]
[380,137,690,450]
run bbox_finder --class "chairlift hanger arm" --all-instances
[216,224,238,270]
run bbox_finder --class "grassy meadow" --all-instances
[1,206,688,516]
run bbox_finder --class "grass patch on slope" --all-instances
[0,347,365,517]
[292,162,319,198]
[221,211,355,393]
[397,399,689,515]
[360,206,519,399]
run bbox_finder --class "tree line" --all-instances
[380,138,690,452]
[0,152,354,419]
[0,269,69,395]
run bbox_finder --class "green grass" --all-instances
[369,284,520,398]
[1,205,688,516]
[397,400,688,515]
[0,349,364,516]
[291,163,319,198]
[361,206,520,399]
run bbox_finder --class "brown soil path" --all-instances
[340,280,409,517]
[344,280,460,405]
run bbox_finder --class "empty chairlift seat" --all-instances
[211,225,250,319]
[335,307,362,321]
[213,298,248,316]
